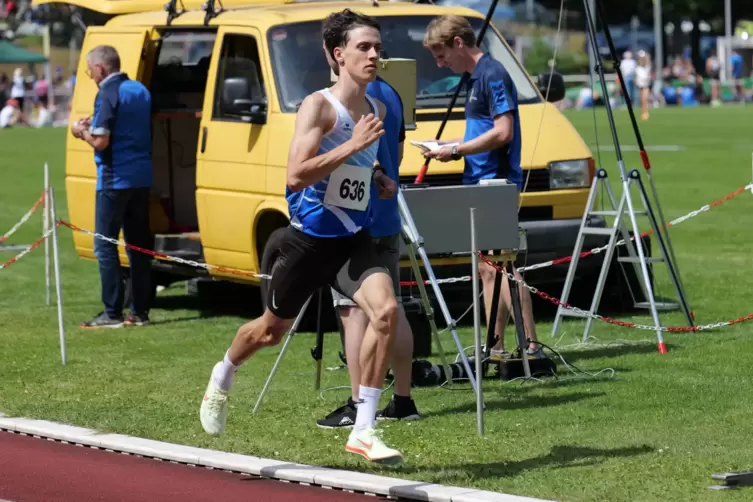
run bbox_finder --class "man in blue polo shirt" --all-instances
[71,45,154,329]
[316,47,421,429]
[421,15,542,357]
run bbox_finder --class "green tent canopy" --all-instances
[0,41,48,64]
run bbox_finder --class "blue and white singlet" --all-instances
[286,88,380,238]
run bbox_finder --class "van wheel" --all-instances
[259,227,288,311]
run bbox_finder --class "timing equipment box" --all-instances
[330,58,417,131]
[376,58,417,131]
[399,181,521,258]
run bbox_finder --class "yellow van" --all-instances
[35,0,602,305]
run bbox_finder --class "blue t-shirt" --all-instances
[731,53,743,78]
[90,72,153,191]
[365,77,405,238]
[462,54,523,189]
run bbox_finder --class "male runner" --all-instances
[200,9,403,465]
[316,45,420,430]
[421,15,542,357]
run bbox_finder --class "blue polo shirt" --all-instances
[90,72,153,191]
[365,77,405,238]
[731,53,743,78]
[462,54,523,189]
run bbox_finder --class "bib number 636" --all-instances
[339,178,366,202]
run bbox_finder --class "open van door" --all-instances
[66,27,154,259]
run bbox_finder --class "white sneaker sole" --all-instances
[345,444,404,466]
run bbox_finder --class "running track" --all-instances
[0,431,381,501]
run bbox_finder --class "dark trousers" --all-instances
[94,188,154,318]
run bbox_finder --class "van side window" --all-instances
[214,34,266,121]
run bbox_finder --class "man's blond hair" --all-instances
[423,15,477,49]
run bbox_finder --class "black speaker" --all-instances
[401,297,432,359]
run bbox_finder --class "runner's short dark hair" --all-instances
[322,9,381,60]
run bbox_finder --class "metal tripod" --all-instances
[252,191,461,414]
[552,0,693,353]
[590,0,691,313]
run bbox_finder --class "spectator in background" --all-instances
[34,96,53,127]
[10,68,26,120]
[731,51,744,101]
[0,73,8,103]
[33,74,49,105]
[0,98,20,128]
[70,45,154,329]
[705,54,721,107]
[620,51,636,107]
[635,51,652,121]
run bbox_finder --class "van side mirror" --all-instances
[221,77,267,125]
[537,72,566,103]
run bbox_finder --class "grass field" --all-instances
[2,106,753,502]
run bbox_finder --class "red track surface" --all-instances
[0,431,379,502]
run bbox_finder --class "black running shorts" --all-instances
[266,227,389,319]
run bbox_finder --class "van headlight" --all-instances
[549,160,591,189]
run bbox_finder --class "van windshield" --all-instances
[267,16,541,113]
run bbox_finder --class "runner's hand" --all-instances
[374,170,396,199]
[351,113,384,152]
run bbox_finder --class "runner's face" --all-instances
[334,26,381,84]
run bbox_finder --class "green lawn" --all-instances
[2,106,753,502]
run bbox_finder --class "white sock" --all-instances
[212,351,238,392]
[354,386,381,433]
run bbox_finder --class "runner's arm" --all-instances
[287,94,382,192]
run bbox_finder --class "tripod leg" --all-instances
[312,289,325,390]
[484,270,502,357]
[398,192,478,394]
[252,295,313,415]
[403,232,453,386]
[506,261,531,378]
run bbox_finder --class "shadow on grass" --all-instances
[399,444,655,480]
[421,391,605,419]
[452,444,655,479]
[319,444,655,485]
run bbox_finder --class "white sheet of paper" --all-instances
[409,140,459,153]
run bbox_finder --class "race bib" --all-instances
[324,163,371,211]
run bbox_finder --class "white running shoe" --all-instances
[200,362,229,436]
[346,427,403,466]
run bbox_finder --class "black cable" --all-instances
[529,340,615,379]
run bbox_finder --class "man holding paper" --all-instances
[420,15,541,357]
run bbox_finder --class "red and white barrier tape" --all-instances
[8,218,751,333]
[0,226,55,270]
[400,182,753,287]
[0,193,45,245]
[477,253,753,333]
[57,220,271,281]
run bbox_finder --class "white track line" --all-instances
[0,413,554,502]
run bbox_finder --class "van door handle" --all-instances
[201,126,208,153]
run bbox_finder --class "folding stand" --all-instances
[481,264,532,379]
[552,0,693,353]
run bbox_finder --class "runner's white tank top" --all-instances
[286,88,380,238]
